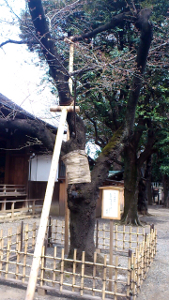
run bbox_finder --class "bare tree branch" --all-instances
[0,39,34,48]
[71,11,138,42]
[27,0,73,105]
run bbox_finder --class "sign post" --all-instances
[100,186,124,291]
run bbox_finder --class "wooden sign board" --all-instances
[100,186,124,220]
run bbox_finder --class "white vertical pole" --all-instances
[25,108,67,300]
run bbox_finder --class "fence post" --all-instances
[114,256,118,300]
[32,222,36,249]
[140,245,144,285]
[20,221,23,252]
[11,202,14,220]
[133,255,136,300]
[102,254,107,300]
[38,239,47,296]
[47,216,52,247]
[155,228,157,255]
[64,189,69,255]
[128,249,133,300]
[32,200,35,216]
[150,224,154,233]
[96,220,99,250]
[16,241,21,280]
[0,229,3,276]
[72,249,77,293]
[80,251,85,296]
[60,248,65,292]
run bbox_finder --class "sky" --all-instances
[0,0,100,157]
[0,0,58,124]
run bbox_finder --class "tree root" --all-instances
[138,211,152,216]
[121,213,143,226]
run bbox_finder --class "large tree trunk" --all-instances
[123,146,154,220]
[145,155,153,205]
[122,143,140,225]
[162,174,169,208]
[67,183,97,261]
[138,178,148,214]
[138,158,150,214]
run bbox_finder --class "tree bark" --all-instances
[162,174,169,208]
[137,156,153,214]
[122,143,140,225]
[138,178,148,214]
[145,155,153,205]
[123,134,156,220]
[67,183,96,261]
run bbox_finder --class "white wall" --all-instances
[29,155,58,182]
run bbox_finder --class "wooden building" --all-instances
[0,93,66,216]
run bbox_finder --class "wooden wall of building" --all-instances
[28,180,66,216]
[28,181,59,202]
[5,154,29,185]
[59,181,66,216]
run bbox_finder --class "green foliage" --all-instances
[19,0,169,173]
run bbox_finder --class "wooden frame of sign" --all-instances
[100,186,124,220]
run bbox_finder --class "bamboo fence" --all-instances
[0,199,43,221]
[0,220,157,300]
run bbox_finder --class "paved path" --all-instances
[137,206,169,300]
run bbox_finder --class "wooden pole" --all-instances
[96,220,99,250]
[64,42,74,255]
[109,219,113,291]
[64,184,69,255]
[50,105,79,112]
[20,221,23,252]
[25,106,76,300]
[68,43,74,94]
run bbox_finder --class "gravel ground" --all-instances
[0,206,168,300]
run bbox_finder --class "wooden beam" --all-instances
[50,105,80,112]
[25,107,68,300]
